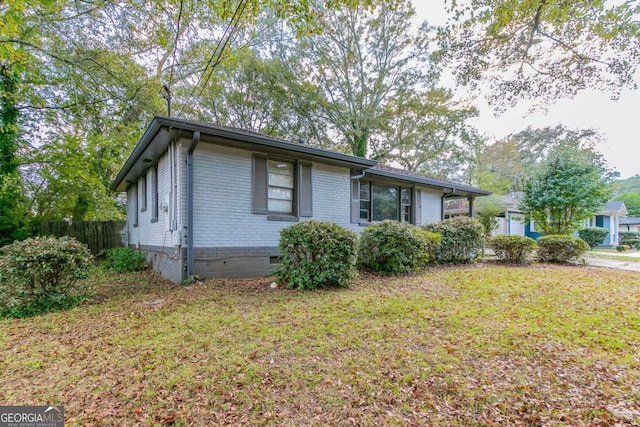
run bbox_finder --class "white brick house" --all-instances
[111,117,490,282]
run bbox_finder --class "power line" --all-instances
[175,0,249,118]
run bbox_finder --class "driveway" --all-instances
[583,256,640,272]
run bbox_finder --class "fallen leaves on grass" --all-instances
[0,265,639,426]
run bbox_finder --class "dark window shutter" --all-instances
[298,162,313,217]
[413,189,422,225]
[351,180,360,223]
[252,154,268,214]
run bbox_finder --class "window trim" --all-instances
[131,182,139,227]
[267,158,295,215]
[140,173,147,212]
[356,180,413,224]
[151,166,159,223]
[253,154,312,221]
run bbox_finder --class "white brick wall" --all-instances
[126,148,181,249]
[125,139,448,250]
[420,188,443,225]
[190,143,357,247]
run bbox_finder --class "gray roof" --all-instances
[605,201,626,212]
[366,164,491,198]
[620,217,640,225]
[111,116,377,191]
[111,117,490,198]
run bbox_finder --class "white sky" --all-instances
[412,1,640,179]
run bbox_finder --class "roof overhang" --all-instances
[111,116,378,192]
[364,168,492,198]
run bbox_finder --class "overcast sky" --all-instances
[412,1,640,179]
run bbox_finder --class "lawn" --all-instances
[1,264,639,426]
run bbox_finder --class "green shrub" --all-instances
[616,245,630,252]
[621,238,640,247]
[0,236,92,318]
[272,221,358,290]
[620,231,640,245]
[488,235,537,264]
[102,247,146,273]
[577,226,609,249]
[358,221,441,274]
[537,235,589,263]
[424,216,485,263]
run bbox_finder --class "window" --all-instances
[372,184,398,221]
[355,181,412,223]
[140,174,147,212]
[252,155,312,218]
[132,183,138,227]
[268,160,294,214]
[359,182,371,221]
[151,166,159,222]
[401,188,411,223]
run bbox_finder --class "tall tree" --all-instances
[289,0,431,157]
[0,65,26,245]
[438,0,640,108]
[370,88,479,180]
[520,148,615,235]
[475,125,605,194]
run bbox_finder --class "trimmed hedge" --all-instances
[424,216,485,263]
[537,235,589,263]
[0,236,92,317]
[358,221,441,274]
[488,235,537,264]
[577,227,609,249]
[272,221,358,290]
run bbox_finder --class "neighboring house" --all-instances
[111,116,490,283]
[619,217,640,233]
[490,193,526,237]
[584,201,628,246]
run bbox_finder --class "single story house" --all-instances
[111,116,490,282]
[619,217,640,233]
[583,201,628,246]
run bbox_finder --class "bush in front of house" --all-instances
[577,226,609,249]
[423,216,485,263]
[102,247,147,273]
[358,221,441,274]
[0,236,93,318]
[272,221,358,290]
[619,232,640,249]
[616,245,631,252]
[536,235,589,263]
[488,235,538,264]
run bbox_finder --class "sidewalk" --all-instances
[583,256,640,272]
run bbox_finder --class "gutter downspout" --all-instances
[441,188,455,221]
[187,131,200,277]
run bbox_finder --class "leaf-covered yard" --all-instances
[1,264,639,426]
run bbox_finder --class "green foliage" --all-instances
[358,221,441,274]
[475,195,504,235]
[614,192,640,217]
[520,148,614,235]
[578,227,610,249]
[0,236,92,317]
[438,0,640,106]
[616,245,629,252]
[273,221,358,290]
[488,235,537,264]
[424,216,485,263]
[0,66,28,246]
[102,247,146,273]
[536,235,589,263]
[620,232,640,249]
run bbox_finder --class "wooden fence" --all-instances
[39,221,127,254]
